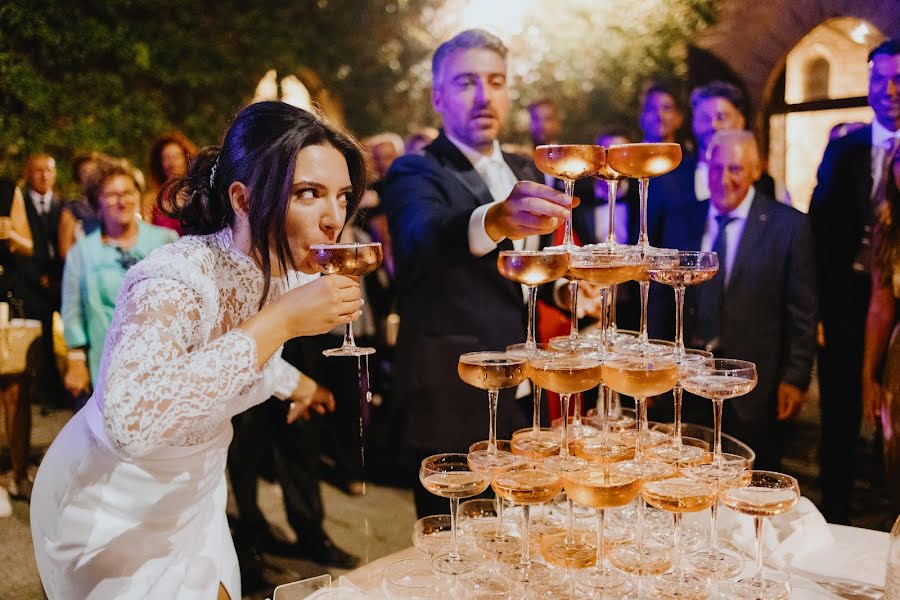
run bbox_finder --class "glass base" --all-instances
[323,345,376,357]
[474,529,523,560]
[725,572,791,600]
[684,548,744,580]
[540,530,596,569]
[645,440,708,466]
[459,568,522,597]
[541,454,589,473]
[501,559,553,583]
[623,340,677,357]
[549,334,604,353]
[607,544,672,576]
[647,571,710,600]
[467,449,520,472]
[573,433,635,464]
[511,428,561,458]
[576,567,636,596]
[431,552,479,576]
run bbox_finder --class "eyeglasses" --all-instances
[99,189,140,205]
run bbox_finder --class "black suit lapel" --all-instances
[728,193,772,286]
[427,133,496,208]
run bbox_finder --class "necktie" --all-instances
[854,136,899,273]
[695,214,736,351]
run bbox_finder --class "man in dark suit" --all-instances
[809,39,900,524]
[383,29,571,517]
[18,154,65,414]
[654,130,816,470]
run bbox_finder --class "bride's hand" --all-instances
[280,274,363,338]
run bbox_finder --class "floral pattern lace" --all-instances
[96,228,301,457]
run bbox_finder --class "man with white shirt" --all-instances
[655,130,816,471]
[810,38,900,525]
[383,29,570,516]
[19,155,64,413]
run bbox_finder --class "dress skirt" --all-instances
[31,397,239,599]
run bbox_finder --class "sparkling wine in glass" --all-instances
[606,143,683,248]
[419,453,490,575]
[507,343,562,460]
[458,352,527,472]
[722,471,799,600]
[309,242,384,356]
[534,144,606,249]
[565,465,641,596]
[642,477,718,600]
[467,439,522,559]
[492,461,564,583]
[680,359,758,458]
[498,250,568,354]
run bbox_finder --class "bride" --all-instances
[31,101,367,600]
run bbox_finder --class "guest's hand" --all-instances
[776,382,805,420]
[485,181,577,241]
[862,377,885,427]
[287,382,335,424]
[281,274,362,338]
[64,359,91,396]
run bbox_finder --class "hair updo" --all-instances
[160,101,368,306]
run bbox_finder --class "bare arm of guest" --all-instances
[862,272,895,425]
[0,187,33,255]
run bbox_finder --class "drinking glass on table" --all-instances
[467,439,523,559]
[507,344,563,460]
[534,144,606,250]
[309,242,383,356]
[458,352,527,472]
[419,453,490,575]
[721,471,800,600]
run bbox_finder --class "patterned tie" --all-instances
[695,214,736,351]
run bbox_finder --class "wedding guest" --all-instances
[58,151,104,259]
[31,102,365,600]
[142,131,198,234]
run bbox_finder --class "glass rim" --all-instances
[535,143,605,151]
[527,354,603,369]
[498,248,568,256]
[683,358,757,376]
[458,351,526,365]
[308,241,382,250]
[607,142,682,150]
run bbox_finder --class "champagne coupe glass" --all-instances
[646,250,719,359]
[602,354,680,576]
[382,557,443,598]
[459,352,527,472]
[551,244,644,353]
[309,242,384,356]
[565,464,640,596]
[492,461,564,583]
[722,471,800,600]
[646,348,714,465]
[467,439,523,559]
[419,453,490,575]
[534,144,606,249]
[498,249,569,355]
[605,143,683,249]
[412,514,452,557]
[642,477,718,599]
[680,359,758,460]
[683,452,752,580]
[507,343,562,459]
[632,247,680,352]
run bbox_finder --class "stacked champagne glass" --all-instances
[406,142,801,600]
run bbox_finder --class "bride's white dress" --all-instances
[31,228,308,600]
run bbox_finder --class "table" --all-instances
[340,523,888,599]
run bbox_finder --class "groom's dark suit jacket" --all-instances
[383,132,539,452]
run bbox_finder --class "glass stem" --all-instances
[635,396,647,461]
[673,384,684,449]
[450,497,460,560]
[639,280,650,344]
[496,494,505,540]
[754,516,765,585]
[569,280,580,340]
[596,508,606,572]
[563,179,575,247]
[566,496,575,544]
[488,389,499,454]
[674,284,686,358]
[520,505,532,567]
[609,285,619,339]
[709,502,719,556]
[560,393,571,458]
[342,323,356,350]
[526,285,538,351]
[637,177,649,247]
[574,393,582,428]
[713,399,724,458]
[674,513,683,574]
[601,384,610,436]
[532,386,542,433]
[599,286,610,351]
[636,496,645,551]
[607,179,618,244]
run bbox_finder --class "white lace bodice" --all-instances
[95,228,306,458]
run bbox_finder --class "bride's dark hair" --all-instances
[160,101,367,306]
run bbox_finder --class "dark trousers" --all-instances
[228,398,324,545]
[818,338,864,525]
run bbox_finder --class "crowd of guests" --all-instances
[0,27,898,598]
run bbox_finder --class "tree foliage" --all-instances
[0,0,717,190]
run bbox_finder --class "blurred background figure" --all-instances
[403,127,438,155]
[528,98,562,148]
[58,151,104,260]
[61,159,177,412]
[361,132,404,279]
[142,131,198,234]
[639,81,685,145]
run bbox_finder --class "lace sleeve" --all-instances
[100,277,264,457]
[269,357,301,400]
